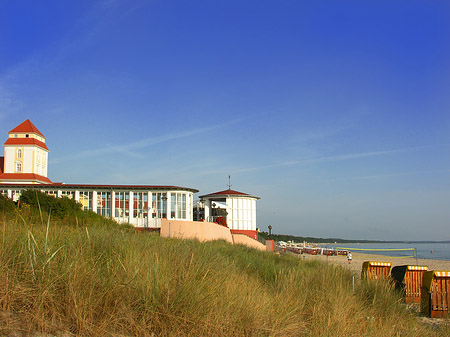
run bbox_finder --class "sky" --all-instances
[1,0,449,241]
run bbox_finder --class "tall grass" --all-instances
[0,214,448,336]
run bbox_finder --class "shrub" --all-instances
[0,193,16,213]
[19,189,82,219]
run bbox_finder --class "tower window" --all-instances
[16,162,22,173]
[17,149,22,158]
[25,134,29,138]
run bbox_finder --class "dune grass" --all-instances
[0,212,448,336]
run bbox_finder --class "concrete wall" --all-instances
[159,220,269,253]
[230,229,258,240]
[160,219,233,243]
[266,240,275,252]
[232,234,266,251]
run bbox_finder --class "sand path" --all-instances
[298,252,450,274]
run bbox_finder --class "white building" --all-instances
[199,189,260,240]
[0,119,51,184]
[0,120,197,227]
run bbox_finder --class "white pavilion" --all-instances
[199,188,260,240]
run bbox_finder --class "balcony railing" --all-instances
[206,216,227,226]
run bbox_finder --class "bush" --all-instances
[16,190,122,228]
[0,193,16,213]
[19,189,82,219]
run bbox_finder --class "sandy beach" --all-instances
[299,252,450,274]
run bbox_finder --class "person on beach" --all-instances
[347,252,352,264]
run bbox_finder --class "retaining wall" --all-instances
[160,219,233,243]
[232,234,266,251]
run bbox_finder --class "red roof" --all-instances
[0,173,52,184]
[0,181,198,192]
[4,138,49,151]
[45,184,198,192]
[199,189,260,199]
[0,157,4,174]
[9,119,45,138]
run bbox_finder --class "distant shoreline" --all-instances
[261,232,450,244]
[301,252,450,273]
[320,242,449,261]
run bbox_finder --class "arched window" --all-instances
[17,149,22,159]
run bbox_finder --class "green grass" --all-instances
[0,211,448,336]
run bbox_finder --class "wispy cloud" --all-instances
[51,119,241,164]
[0,3,114,121]
[325,169,450,182]
[200,144,449,175]
[0,1,131,89]
[290,125,349,144]
[0,85,25,121]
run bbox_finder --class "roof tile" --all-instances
[9,119,45,138]
[0,173,52,184]
[199,189,259,199]
[4,138,49,151]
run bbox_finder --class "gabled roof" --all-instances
[4,138,49,151]
[199,189,260,199]
[9,119,45,138]
[0,173,52,184]
[0,157,4,174]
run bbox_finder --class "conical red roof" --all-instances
[9,119,45,138]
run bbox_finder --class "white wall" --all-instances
[225,197,257,231]
[3,145,48,177]
[3,147,15,173]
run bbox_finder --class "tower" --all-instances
[0,119,52,184]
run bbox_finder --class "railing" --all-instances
[135,218,161,228]
[206,216,227,226]
[258,235,266,245]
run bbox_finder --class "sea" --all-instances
[319,242,450,261]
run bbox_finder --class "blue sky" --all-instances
[1,0,449,240]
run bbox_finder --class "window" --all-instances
[171,193,187,219]
[15,162,22,173]
[44,190,57,197]
[17,149,22,158]
[133,192,148,218]
[114,192,129,219]
[152,193,167,218]
[97,192,111,217]
[60,191,75,199]
[79,191,93,211]
[25,134,29,138]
